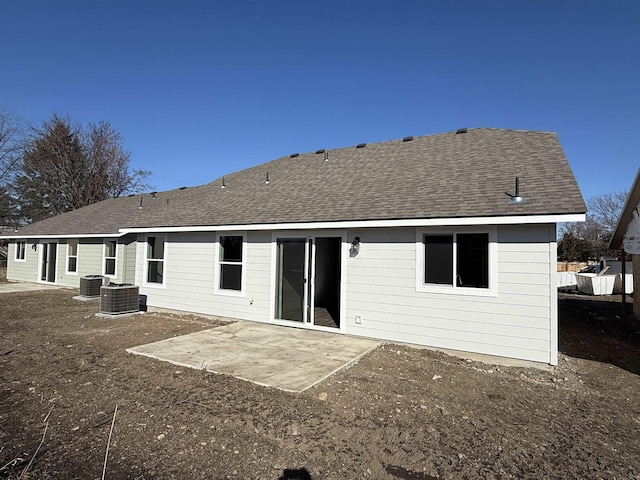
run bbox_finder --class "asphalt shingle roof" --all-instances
[9,128,586,237]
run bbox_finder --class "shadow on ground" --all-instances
[559,292,640,375]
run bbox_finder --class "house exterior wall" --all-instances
[137,231,272,321]
[122,235,137,284]
[343,225,556,364]
[8,224,558,363]
[7,240,38,282]
[133,224,557,364]
[7,237,136,287]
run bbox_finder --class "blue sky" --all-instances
[1,1,638,203]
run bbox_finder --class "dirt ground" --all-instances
[1,289,639,480]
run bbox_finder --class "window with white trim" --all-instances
[146,235,165,284]
[217,235,244,292]
[418,228,495,294]
[104,240,117,276]
[15,241,26,261]
[66,239,78,273]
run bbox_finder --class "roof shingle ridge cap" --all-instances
[469,127,557,135]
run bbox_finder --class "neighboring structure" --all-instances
[2,128,586,364]
[609,168,640,319]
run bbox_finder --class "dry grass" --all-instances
[0,266,7,283]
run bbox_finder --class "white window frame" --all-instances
[65,239,79,274]
[103,240,117,277]
[214,232,246,296]
[143,234,166,287]
[416,226,497,297]
[14,241,26,262]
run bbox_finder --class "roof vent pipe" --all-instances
[324,151,329,162]
[265,172,269,184]
[356,143,366,148]
[456,128,468,134]
[505,177,526,204]
[402,136,413,142]
[221,177,226,189]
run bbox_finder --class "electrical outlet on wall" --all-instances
[355,315,362,324]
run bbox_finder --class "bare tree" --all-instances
[14,115,151,223]
[587,192,628,232]
[558,191,628,261]
[82,121,151,199]
[0,110,25,227]
[0,109,25,184]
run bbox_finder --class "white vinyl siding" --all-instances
[137,231,271,322]
[7,240,37,281]
[344,225,555,364]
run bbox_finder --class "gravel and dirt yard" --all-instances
[1,289,639,479]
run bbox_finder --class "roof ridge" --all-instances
[204,127,559,187]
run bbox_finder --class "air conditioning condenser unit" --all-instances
[79,275,108,298]
[100,284,140,315]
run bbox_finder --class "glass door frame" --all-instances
[274,237,312,325]
[271,231,347,333]
[38,241,58,284]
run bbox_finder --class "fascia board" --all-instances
[1,233,124,239]
[119,213,587,234]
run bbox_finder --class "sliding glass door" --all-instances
[40,242,57,283]
[275,238,309,322]
[274,236,342,329]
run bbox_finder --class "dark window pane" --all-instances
[220,236,243,262]
[425,235,453,285]
[147,237,155,258]
[68,240,78,256]
[147,260,164,283]
[457,233,489,288]
[68,257,77,272]
[106,241,116,258]
[105,258,116,275]
[147,236,164,259]
[220,264,242,291]
[16,242,25,260]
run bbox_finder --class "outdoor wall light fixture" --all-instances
[350,236,361,257]
[32,243,37,250]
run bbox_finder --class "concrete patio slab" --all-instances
[0,282,63,294]
[127,321,380,392]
